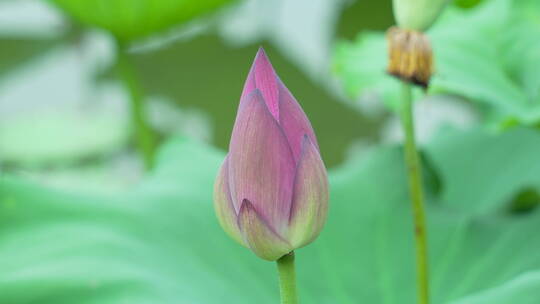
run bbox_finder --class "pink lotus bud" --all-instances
[214,48,329,261]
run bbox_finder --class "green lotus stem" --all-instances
[276,252,298,304]
[400,82,429,304]
[115,41,156,170]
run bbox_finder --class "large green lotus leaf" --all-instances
[2,129,540,303]
[0,138,275,304]
[451,272,540,304]
[333,0,540,126]
[426,127,540,215]
[48,0,234,41]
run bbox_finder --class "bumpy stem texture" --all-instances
[400,82,429,304]
[276,252,298,304]
[116,41,156,170]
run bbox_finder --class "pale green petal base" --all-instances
[238,200,292,261]
[214,158,244,246]
[288,137,329,248]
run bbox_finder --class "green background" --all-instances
[1,0,539,303]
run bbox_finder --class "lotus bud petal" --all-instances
[392,0,449,31]
[214,48,329,261]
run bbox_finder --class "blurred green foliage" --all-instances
[0,111,129,166]
[334,0,540,127]
[0,38,59,78]
[426,127,540,215]
[454,0,484,9]
[130,37,377,168]
[0,0,387,170]
[2,0,540,303]
[2,127,540,303]
[49,0,235,41]
[336,0,394,38]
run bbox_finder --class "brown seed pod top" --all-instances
[386,27,433,88]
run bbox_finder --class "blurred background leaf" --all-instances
[0,38,59,78]
[454,0,484,9]
[333,0,540,127]
[48,0,236,41]
[0,0,395,190]
[426,127,540,215]
[2,127,540,303]
[450,272,540,304]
